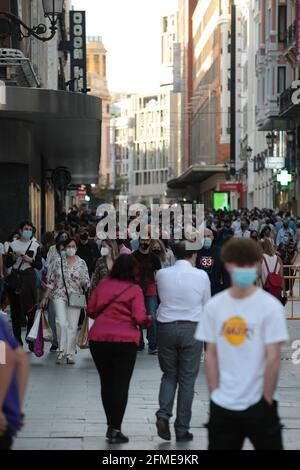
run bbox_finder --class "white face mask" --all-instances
[66,248,76,257]
[101,247,110,257]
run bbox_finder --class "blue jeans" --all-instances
[156,322,203,434]
[145,296,159,351]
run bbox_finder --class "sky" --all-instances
[72,0,178,93]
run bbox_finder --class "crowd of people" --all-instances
[0,205,295,450]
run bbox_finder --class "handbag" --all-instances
[6,242,33,295]
[77,314,89,349]
[27,309,42,342]
[42,311,53,343]
[61,257,87,309]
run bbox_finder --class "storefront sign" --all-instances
[70,11,87,92]
[217,183,243,192]
[265,157,285,170]
[296,0,300,66]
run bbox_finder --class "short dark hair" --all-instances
[110,254,137,282]
[19,221,34,230]
[61,237,77,248]
[221,238,263,265]
[171,240,197,260]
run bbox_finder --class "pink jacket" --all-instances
[87,278,152,345]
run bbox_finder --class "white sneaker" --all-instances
[67,355,75,365]
[56,352,65,365]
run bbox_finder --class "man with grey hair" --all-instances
[155,240,211,442]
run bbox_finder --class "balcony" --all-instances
[279,85,300,117]
[256,97,280,128]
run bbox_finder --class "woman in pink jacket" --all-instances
[87,254,152,445]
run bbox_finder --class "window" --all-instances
[278,6,287,43]
[277,67,286,94]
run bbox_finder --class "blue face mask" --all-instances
[23,230,32,240]
[203,237,213,249]
[283,236,289,243]
[60,250,66,258]
[232,267,258,288]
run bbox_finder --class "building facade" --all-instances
[87,36,112,188]
[0,1,102,240]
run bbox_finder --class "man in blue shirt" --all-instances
[0,317,29,450]
[276,219,295,247]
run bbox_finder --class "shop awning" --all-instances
[167,164,229,190]
[0,86,101,184]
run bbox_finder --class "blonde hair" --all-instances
[260,238,276,256]
[150,239,167,263]
[102,239,119,261]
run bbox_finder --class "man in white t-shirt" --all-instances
[195,238,289,450]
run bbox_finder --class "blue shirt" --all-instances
[0,317,21,436]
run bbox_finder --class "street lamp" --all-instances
[0,0,63,42]
[246,146,253,161]
[266,132,273,149]
[286,130,295,143]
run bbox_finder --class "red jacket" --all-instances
[87,278,152,346]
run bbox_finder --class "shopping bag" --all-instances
[42,311,53,343]
[34,315,44,358]
[77,314,89,349]
[27,309,42,342]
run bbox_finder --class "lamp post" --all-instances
[0,0,64,42]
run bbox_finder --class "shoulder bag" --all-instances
[61,257,87,309]
[6,242,33,295]
[97,284,135,316]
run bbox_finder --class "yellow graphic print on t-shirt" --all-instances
[222,316,250,346]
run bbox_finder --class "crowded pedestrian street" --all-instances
[12,316,300,451]
[2,0,300,458]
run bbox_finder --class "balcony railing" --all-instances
[279,86,295,115]
[284,21,296,49]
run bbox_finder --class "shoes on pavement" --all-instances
[156,418,171,441]
[176,432,194,442]
[66,355,75,365]
[148,348,158,355]
[56,352,65,365]
[107,429,129,444]
[50,344,58,352]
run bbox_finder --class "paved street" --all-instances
[13,319,300,451]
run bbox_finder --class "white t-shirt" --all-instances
[195,288,289,411]
[0,243,4,256]
[9,239,40,271]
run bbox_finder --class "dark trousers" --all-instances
[208,399,283,450]
[0,432,13,451]
[156,322,202,434]
[10,294,36,347]
[89,341,137,430]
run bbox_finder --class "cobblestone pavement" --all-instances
[13,319,300,451]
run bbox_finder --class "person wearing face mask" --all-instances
[196,229,230,296]
[90,240,119,295]
[155,240,211,442]
[150,240,175,269]
[215,217,234,247]
[133,237,161,354]
[76,227,100,278]
[234,218,251,239]
[41,238,90,365]
[44,231,69,352]
[195,238,289,450]
[276,219,295,247]
[278,233,297,293]
[5,221,42,349]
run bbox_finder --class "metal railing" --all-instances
[283,265,300,320]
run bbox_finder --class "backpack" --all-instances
[262,256,282,298]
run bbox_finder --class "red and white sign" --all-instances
[77,189,87,201]
[296,0,300,66]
